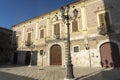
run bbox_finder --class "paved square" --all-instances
[0,65,119,80]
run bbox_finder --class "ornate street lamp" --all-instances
[84,36,91,68]
[60,5,78,79]
[40,50,45,70]
[25,41,35,67]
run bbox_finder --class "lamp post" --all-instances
[40,50,45,70]
[60,5,78,79]
[84,36,91,68]
[25,41,35,67]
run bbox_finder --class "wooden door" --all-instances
[50,44,62,65]
[100,42,120,68]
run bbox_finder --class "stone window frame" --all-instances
[96,10,113,35]
[96,10,112,27]
[70,19,80,33]
[26,27,33,42]
[52,22,61,39]
[39,25,46,39]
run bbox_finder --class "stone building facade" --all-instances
[12,0,120,68]
[0,27,12,66]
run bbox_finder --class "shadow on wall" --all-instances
[98,0,120,68]
[13,51,37,65]
[4,50,38,68]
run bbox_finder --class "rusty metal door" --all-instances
[100,42,120,68]
[50,44,62,65]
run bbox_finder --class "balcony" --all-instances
[98,25,114,35]
[98,26,107,35]
[45,35,67,43]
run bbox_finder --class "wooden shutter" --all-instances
[27,33,31,42]
[99,13,105,26]
[40,29,44,38]
[54,23,60,38]
[72,20,78,32]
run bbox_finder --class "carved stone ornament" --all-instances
[27,28,33,32]
[16,31,21,35]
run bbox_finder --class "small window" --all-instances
[74,46,79,52]
[40,50,45,55]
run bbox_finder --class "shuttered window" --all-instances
[54,23,60,38]
[16,36,19,45]
[27,33,31,42]
[99,12,110,29]
[99,13,105,26]
[40,29,44,38]
[72,20,78,32]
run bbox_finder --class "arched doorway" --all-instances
[100,42,120,68]
[13,52,18,64]
[50,44,62,65]
[25,51,31,65]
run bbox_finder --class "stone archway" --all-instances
[100,42,120,68]
[50,44,62,65]
[25,51,31,65]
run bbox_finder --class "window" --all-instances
[27,33,31,42]
[72,20,78,32]
[16,36,19,45]
[40,50,44,55]
[40,29,44,38]
[54,23,60,39]
[98,12,111,32]
[74,46,79,52]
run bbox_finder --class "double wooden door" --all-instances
[50,44,62,65]
[100,42,120,68]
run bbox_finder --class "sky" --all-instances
[0,0,77,29]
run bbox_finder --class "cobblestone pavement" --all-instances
[0,65,119,80]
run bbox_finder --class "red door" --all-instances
[100,42,120,68]
[50,44,62,65]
